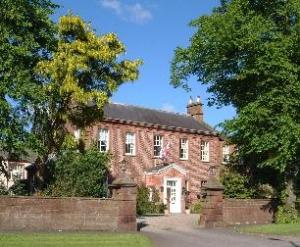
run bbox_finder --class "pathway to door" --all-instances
[139,214,300,247]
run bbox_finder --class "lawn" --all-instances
[238,223,300,236]
[0,233,153,247]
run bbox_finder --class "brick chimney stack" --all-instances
[187,96,203,122]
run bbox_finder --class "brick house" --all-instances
[72,97,224,213]
[0,152,35,189]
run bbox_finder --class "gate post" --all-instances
[109,171,137,231]
[199,170,224,228]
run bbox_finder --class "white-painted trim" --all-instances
[164,177,182,213]
[144,163,187,175]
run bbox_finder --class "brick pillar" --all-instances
[109,174,137,231]
[199,176,224,228]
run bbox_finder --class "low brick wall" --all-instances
[223,199,277,225]
[0,181,137,231]
[199,180,279,227]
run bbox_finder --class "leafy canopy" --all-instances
[171,0,300,194]
[0,0,57,178]
[45,147,109,198]
[33,14,142,160]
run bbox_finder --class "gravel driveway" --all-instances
[139,215,300,247]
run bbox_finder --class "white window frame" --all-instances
[99,128,109,152]
[125,132,136,155]
[154,135,163,157]
[74,129,81,141]
[223,145,230,163]
[179,138,188,160]
[200,141,209,162]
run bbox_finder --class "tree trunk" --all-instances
[285,178,296,206]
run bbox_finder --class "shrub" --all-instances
[190,200,202,214]
[275,205,300,224]
[9,179,28,196]
[45,147,109,198]
[257,184,275,199]
[220,168,255,199]
[136,185,165,216]
[0,181,9,195]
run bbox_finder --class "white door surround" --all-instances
[164,177,182,213]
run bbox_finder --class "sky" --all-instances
[53,0,236,128]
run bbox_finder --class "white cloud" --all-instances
[161,103,176,113]
[126,3,153,24]
[100,0,122,14]
[99,0,153,24]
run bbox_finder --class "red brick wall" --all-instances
[83,121,222,200]
[0,186,137,231]
[223,199,277,225]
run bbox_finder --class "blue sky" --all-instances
[53,0,236,128]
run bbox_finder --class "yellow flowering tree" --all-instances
[33,14,142,186]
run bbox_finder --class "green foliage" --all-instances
[171,0,300,202]
[0,0,57,162]
[9,179,28,196]
[275,205,300,224]
[257,184,276,199]
[0,233,153,247]
[238,223,300,236]
[0,182,9,195]
[136,185,165,216]
[45,147,109,198]
[190,200,202,214]
[221,168,255,199]
[32,14,142,187]
[1,3,141,190]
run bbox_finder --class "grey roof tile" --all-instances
[103,103,216,133]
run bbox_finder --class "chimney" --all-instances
[187,96,203,122]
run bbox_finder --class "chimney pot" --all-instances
[187,96,203,122]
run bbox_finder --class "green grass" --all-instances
[238,223,300,236]
[0,233,153,247]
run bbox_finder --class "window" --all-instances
[74,129,81,140]
[98,128,109,152]
[154,135,163,157]
[200,180,207,188]
[223,145,230,163]
[125,132,136,155]
[200,141,209,162]
[149,187,153,202]
[180,138,188,160]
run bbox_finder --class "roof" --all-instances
[144,163,187,175]
[0,150,37,163]
[103,103,218,136]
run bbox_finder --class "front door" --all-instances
[166,179,181,213]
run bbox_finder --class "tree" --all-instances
[171,0,300,204]
[45,147,109,198]
[33,14,142,187]
[0,0,58,178]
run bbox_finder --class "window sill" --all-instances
[201,160,210,163]
[125,153,136,157]
[180,158,188,161]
